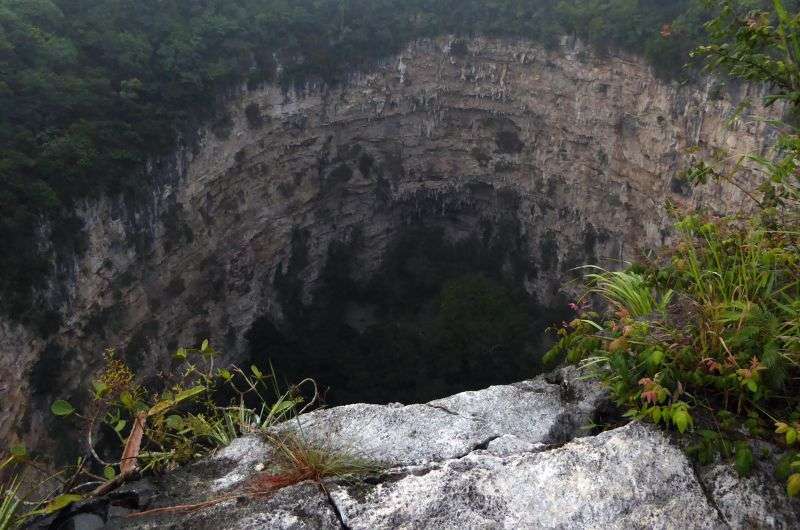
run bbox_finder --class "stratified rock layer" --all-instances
[34,369,796,529]
[0,36,781,456]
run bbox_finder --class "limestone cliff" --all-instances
[0,36,780,453]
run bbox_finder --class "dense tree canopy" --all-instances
[0,0,783,326]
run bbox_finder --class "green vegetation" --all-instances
[263,432,377,486]
[547,0,800,497]
[0,0,784,325]
[0,460,20,530]
[249,222,567,405]
[0,341,328,527]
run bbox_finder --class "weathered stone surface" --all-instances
[283,367,604,466]
[111,482,339,530]
[328,422,726,530]
[207,436,275,492]
[285,402,496,467]
[429,365,605,444]
[699,460,800,529]
[71,376,798,530]
[484,434,547,457]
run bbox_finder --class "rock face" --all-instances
[0,36,781,453]
[289,366,606,466]
[328,423,723,530]
[38,369,799,529]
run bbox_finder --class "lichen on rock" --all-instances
[35,368,797,529]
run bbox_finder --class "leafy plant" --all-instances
[583,266,674,318]
[0,340,316,523]
[50,343,308,476]
[548,0,800,497]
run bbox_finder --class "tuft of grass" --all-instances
[252,432,377,493]
[583,266,673,318]
[0,482,20,530]
[0,456,20,530]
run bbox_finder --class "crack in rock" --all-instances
[423,403,463,417]
[690,462,733,529]
[320,484,352,530]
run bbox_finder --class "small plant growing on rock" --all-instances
[3,341,314,522]
[548,0,800,497]
[0,456,21,530]
[52,342,311,473]
[546,216,800,493]
[263,432,377,486]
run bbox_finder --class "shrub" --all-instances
[53,344,312,475]
[549,0,800,497]
[547,218,800,445]
[2,340,318,523]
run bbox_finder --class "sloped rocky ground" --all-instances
[35,368,799,529]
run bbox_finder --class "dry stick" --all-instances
[89,470,140,497]
[123,495,239,518]
[124,470,307,519]
[120,412,147,475]
[86,415,115,468]
[125,382,322,518]
[296,379,319,416]
[83,412,148,500]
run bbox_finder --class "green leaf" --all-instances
[651,406,662,424]
[270,399,297,418]
[103,465,116,480]
[251,365,263,379]
[787,428,798,446]
[735,442,754,476]
[147,385,206,417]
[120,392,135,409]
[165,415,184,431]
[775,454,797,480]
[201,339,210,353]
[51,400,75,416]
[788,473,800,497]
[113,420,127,432]
[673,410,692,434]
[745,379,758,393]
[174,347,188,360]
[29,494,84,515]
[147,399,174,417]
[648,350,665,370]
[10,445,27,459]
[173,385,206,403]
[92,380,109,398]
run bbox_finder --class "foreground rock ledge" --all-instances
[37,369,799,529]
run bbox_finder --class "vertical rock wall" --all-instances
[0,37,780,453]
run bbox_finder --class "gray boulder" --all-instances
[329,422,726,529]
[93,368,798,529]
[283,366,606,467]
